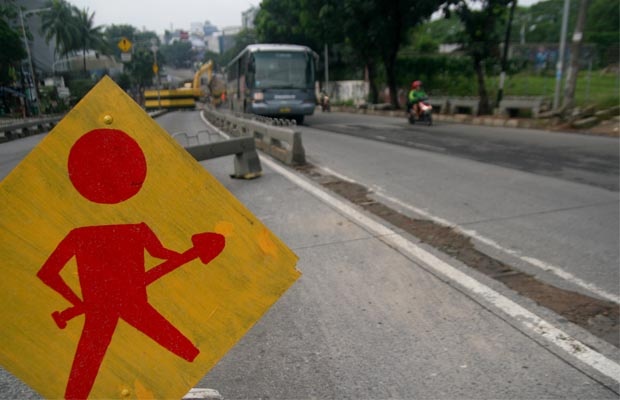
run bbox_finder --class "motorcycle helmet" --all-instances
[412,80,422,89]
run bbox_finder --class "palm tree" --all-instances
[72,7,106,72]
[40,0,78,70]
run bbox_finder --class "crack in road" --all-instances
[295,163,620,348]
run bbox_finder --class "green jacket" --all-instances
[408,89,426,103]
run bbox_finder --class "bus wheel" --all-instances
[294,115,304,125]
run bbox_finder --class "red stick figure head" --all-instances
[68,128,147,204]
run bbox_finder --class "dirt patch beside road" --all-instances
[296,163,619,348]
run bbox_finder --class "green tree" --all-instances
[257,0,351,92]
[339,1,382,102]
[255,0,317,48]
[585,0,618,65]
[125,47,155,91]
[220,28,258,66]
[0,17,25,86]
[514,0,579,44]
[103,24,139,59]
[160,41,193,68]
[72,7,106,72]
[415,15,463,44]
[102,25,161,92]
[257,0,442,107]
[369,0,440,107]
[585,0,618,44]
[41,0,77,61]
[443,0,512,114]
[0,0,25,82]
[331,0,441,106]
[203,50,223,69]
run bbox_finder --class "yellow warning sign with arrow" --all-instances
[117,37,132,53]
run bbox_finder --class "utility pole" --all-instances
[496,0,518,107]
[324,44,329,94]
[553,0,571,110]
[151,39,161,109]
[562,0,589,111]
[19,7,51,116]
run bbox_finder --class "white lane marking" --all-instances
[372,188,455,227]
[183,388,222,399]
[310,167,618,304]
[411,143,446,152]
[261,157,620,384]
[373,188,620,305]
[200,112,620,382]
[316,166,357,183]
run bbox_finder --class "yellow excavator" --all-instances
[144,61,224,109]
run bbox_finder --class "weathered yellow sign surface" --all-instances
[0,76,299,399]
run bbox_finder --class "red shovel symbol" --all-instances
[50,231,225,329]
[36,129,229,399]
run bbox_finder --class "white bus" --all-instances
[226,44,318,124]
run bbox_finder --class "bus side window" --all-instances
[306,53,312,86]
[236,60,241,98]
[247,56,255,88]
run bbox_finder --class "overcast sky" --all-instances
[69,0,261,34]
[69,0,541,36]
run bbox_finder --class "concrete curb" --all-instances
[330,105,620,137]
[330,106,552,130]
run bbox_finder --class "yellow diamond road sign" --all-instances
[0,76,299,399]
[117,37,132,52]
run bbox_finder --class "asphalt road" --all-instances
[300,111,620,303]
[304,112,620,191]
[0,110,618,399]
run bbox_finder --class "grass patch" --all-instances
[486,71,619,107]
[429,70,618,109]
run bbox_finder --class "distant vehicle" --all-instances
[226,44,318,124]
[319,91,330,112]
[408,98,433,126]
[144,60,223,110]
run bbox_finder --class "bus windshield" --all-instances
[252,51,313,90]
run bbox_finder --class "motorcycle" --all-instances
[319,93,331,112]
[408,98,433,126]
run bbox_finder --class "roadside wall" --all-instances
[325,81,369,104]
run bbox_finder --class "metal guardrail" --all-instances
[0,110,168,143]
[201,107,306,166]
[0,116,63,141]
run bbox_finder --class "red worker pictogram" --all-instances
[36,128,225,400]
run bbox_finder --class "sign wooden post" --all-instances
[0,76,299,399]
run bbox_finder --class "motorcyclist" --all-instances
[407,80,427,119]
[319,90,330,112]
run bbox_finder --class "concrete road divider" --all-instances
[447,97,480,116]
[173,131,262,180]
[498,96,549,118]
[202,107,306,166]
